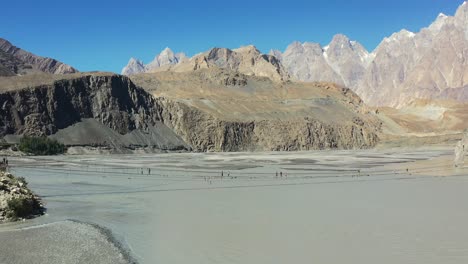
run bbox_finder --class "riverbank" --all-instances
[0,171,44,222]
[0,220,137,264]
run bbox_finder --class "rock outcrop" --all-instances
[0,38,77,75]
[0,73,159,136]
[0,171,44,222]
[158,98,379,151]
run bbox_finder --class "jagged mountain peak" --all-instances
[233,45,261,54]
[121,57,145,75]
[326,34,369,56]
[438,12,448,18]
[161,47,173,54]
[329,34,351,45]
[303,42,323,50]
[269,49,283,61]
[121,47,186,75]
[383,29,415,43]
[285,41,306,52]
[455,0,468,20]
[282,41,323,57]
[128,57,143,64]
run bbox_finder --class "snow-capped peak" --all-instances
[128,57,143,65]
[438,12,447,18]
[401,29,416,38]
[383,29,415,43]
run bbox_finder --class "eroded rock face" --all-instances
[0,38,77,75]
[0,74,160,136]
[0,73,379,152]
[155,93,379,152]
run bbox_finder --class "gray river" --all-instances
[1,147,468,264]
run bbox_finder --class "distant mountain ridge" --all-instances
[123,45,289,82]
[122,1,467,107]
[0,38,78,76]
[273,1,468,107]
[121,47,187,75]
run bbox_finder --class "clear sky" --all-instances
[1,0,463,73]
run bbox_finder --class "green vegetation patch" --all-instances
[6,197,37,220]
[18,136,66,155]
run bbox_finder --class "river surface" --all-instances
[2,147,468,264]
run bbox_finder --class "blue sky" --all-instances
[1,0,463,73]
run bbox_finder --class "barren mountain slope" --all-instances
[0,38,77,75]
[131,68,381,151]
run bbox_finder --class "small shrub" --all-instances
[18,136,66,155]
[6,197,34,219]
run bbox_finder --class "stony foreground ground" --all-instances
[0,171,43,222]
[0,220,136,264]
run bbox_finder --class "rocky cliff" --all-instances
[0,38,77,75]
[0,73,158,136]
[131,69,381,151]
[0,73,188,151]
[158,98,378,151]
[0,72,380,152]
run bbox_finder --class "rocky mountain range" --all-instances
[123,2,467,108]
[123,45,289,82]
[273,1,468,107]
[0,38,77,76]
[121,47,187,75]
[0,2,466,153]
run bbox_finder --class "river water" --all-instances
[2,148,468,264]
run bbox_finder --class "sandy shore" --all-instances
[0,220,136,264]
